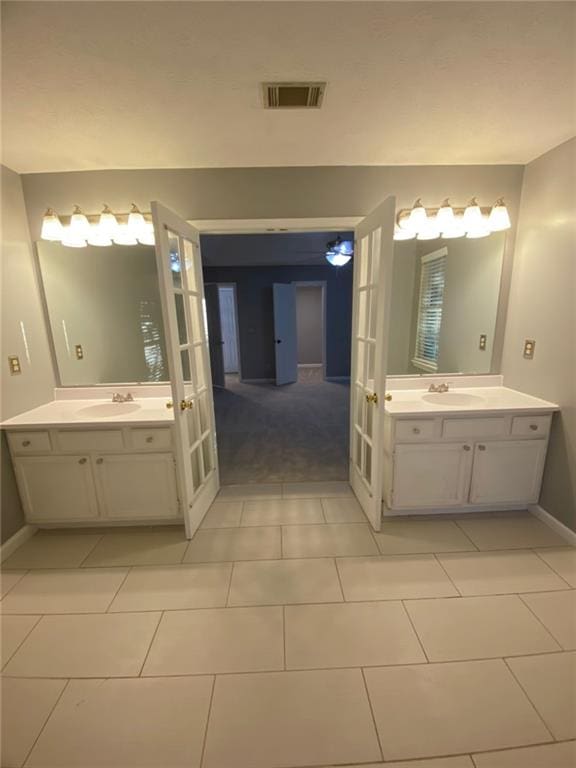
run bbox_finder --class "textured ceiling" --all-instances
[2,2,575,173]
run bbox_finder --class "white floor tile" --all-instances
[321,496,367,523]
[285,601,425,669]
[521,590,576,649]
[374,520,476,555]
[218,483,283,501]
[337,555,458,601]
[536,547,576,587]
[109,563,232,612]
[365,659,552,761]
[0,570,26,599]
[203,669,381,768]
[184,526,281,562]
[456,515,568,550]
[143,606,284,676]
[282,481,353,498]
[241,499,324,526]
[2,532,101,569]
[472,740,576,768]
[406,595,560,661]
[1,615,41,668]
[437,550,568,595]
[200,501,243,528]
[4,612,160,678]
[1,677,66,768]
[83,530,188,567]
[26,676,213,768]
[282,523,379,558]
[228,558,343,606]
[507,651,576,740]
[0,568,128,614]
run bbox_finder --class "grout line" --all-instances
[433,553,463,597]
[104,567,133,613]
[532,549,575,589]
[225,563,235,608]
[77,533,105,567]
[137,611,164,677]
[452,518,481,551]
[401,600,430,663]
[0,614,43,670]
[360,667,385,763]
[517,593,565,650]
[279,525,284,558]
[282,605,287,671]
[198,675,216,768]
[333,557,347,602]
[502,656,556,742]
[21,677,71,765]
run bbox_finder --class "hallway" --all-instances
[213,370,350,485]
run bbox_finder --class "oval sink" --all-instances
[75,403,141,418]
[422,393,485,407]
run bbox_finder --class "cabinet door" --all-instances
[391,443,472,508]
[14,455,98,523]
[94,454,179,520]
[470,440,547,504]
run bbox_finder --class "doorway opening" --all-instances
[200,231,353,485]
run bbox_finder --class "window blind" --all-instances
[412,250,447,371]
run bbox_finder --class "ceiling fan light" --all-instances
[69,205,91,239]
[435,199,455,231]
[338,239,354,256]
[326,251,351,267]
[488,198,511,231]
[393,226,415,241]
[41,208,63,241]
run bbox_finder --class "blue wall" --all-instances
[202,264,353,380]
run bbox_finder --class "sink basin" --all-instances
[422,393,486,407]
[75,403,141,418]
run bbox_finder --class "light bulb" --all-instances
[69,205,91,239]
[61,227,87,248]
[407,199,428,232]
[87,225,112,247]
[326,251,351,267]
[416,223,440,241]
[488,198,511,231]
[435,199,455,231]
[393,226,415,241]
[98,205,119,238]
[138,221,155,246]
[113,224,138,246]
[40,208,63,241]
[462,198,484,231]
[127,203,147,238]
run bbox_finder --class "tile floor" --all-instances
[1,482,575,768]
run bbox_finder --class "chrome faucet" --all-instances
[111,392,134,403]
[428,382,450,393]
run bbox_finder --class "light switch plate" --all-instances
[8,355,21,375]
[75,344,84,360]
[523,339,536,359]
[479,334,487,351]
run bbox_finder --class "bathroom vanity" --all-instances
[383,385,558,515]
[3,396,180,525]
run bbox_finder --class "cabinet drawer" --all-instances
[395,419,436,441]
[130,429,173,450]
[8,431,52,454]
[443,417,508,439]
[511,415,551,437]
[57,430,124,452]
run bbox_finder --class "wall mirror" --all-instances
[388,232,506,376]
[37,242,169,385]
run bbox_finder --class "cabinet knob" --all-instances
[463,445,471,452]
[146,436,154,443]
[478,444,486,451]
[79,457,87,465]
[412,427,421,435]
[96,458,104,465]
[529,424,538,431]
[22,440,31,447]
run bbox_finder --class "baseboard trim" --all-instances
[298,364,323,369]
[241,378,275,384]
[325,376,351,383]
[529,504,576,546]
[0,524,37,563]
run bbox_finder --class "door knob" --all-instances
[463,445,471,452]
[275,339,282,344]
[478,444,486,451]
[384,393,392,402]
[180,399,194,411]
[96,458,104,465]
[79,458,87,465]
[365,393,378,405]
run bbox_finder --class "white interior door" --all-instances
[152,201,219,538]
[350,196,396,530]
[273,283,298,385]
[204,283,226,388]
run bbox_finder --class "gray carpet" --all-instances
[213,370,350,484]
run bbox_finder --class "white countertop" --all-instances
[1,398,175,429]
[385,386,558,417]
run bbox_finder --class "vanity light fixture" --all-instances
[60,227,87,248]
[393,226,415,241]
[488,198,512,231]
[113,223,139,246]
[87,225,113,247]
[394,198,511,241]
[137,221,156,246]
[407,199,428,231]
[98,205,119,239]
[127,203,147,239]
[69,205,91,240]
[40,208,64,241]
[435,199,456,231]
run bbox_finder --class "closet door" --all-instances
[204,283,226,387]
[152,201,219,539]
[273,283,298,385]
[350,196,396,530]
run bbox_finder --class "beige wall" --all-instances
[1,166,56,542]
[501,138,576,530]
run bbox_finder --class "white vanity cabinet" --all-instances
[383,412,553,514]
[7,426,180,525]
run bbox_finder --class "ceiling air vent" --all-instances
[263,82,326,109]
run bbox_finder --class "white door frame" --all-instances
[206,282,243,381]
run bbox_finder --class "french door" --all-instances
[350,196,396,531]
[152,201,219,538]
